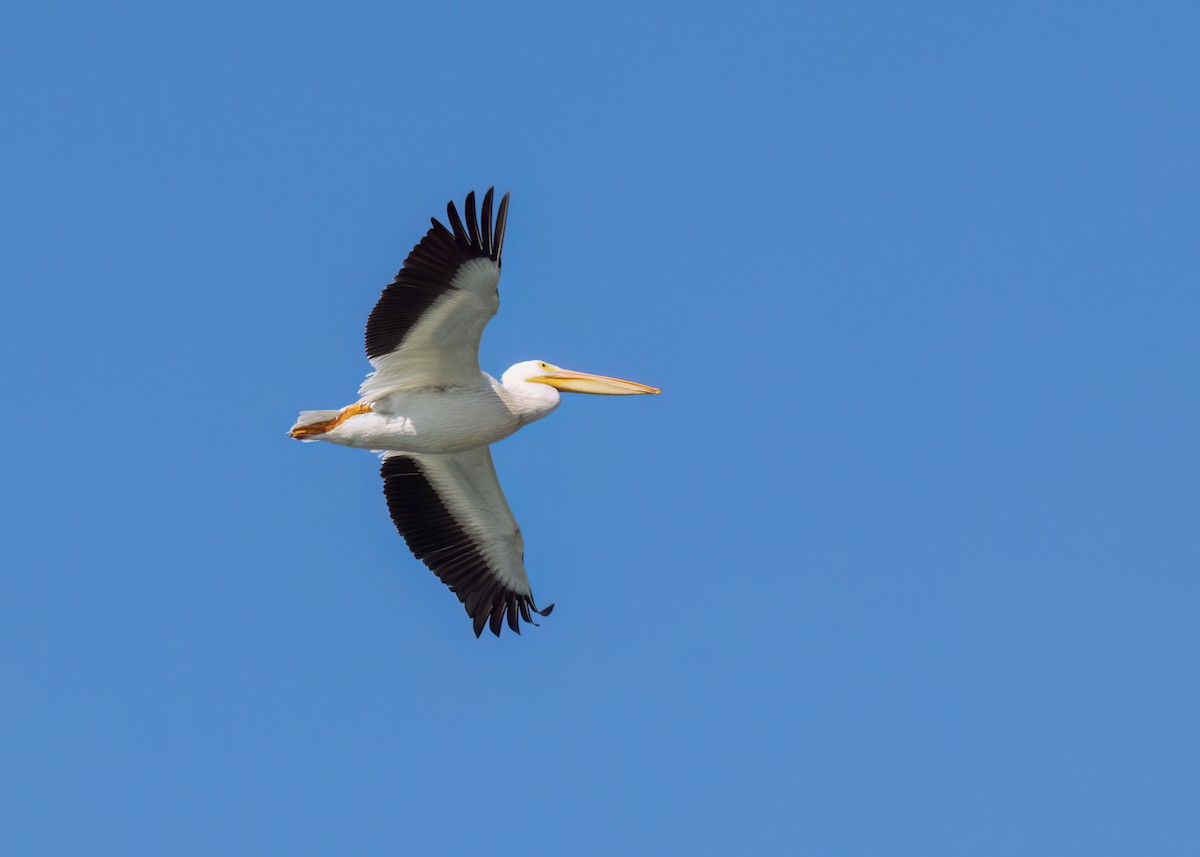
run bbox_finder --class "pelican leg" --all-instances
[289,402,373,438]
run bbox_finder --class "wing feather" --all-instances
[481,188,494,256]
[464,191,481,249]
[361,189,510,396]
[380,447,553,638]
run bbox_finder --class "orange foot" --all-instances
[289,402,373,438]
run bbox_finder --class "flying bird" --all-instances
[290,188,659,637]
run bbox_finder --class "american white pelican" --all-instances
[290,188,659,637]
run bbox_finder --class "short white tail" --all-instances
[289,409,340,440]
[289,403,374,440]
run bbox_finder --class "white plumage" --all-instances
[290,189,658,637]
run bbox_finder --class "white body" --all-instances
[318,368,560,454]
[290,189,657,636]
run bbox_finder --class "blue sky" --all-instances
[2,1,1198,853]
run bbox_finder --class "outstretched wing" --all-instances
[380,447,554,637]
[361,188,510,397]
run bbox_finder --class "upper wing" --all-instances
[380,447,554,637]
[360,188,510,397]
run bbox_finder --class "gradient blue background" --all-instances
[3,1,1197,854]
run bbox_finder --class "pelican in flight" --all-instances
[290,188,659,637]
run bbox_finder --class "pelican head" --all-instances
[502,360,660,396]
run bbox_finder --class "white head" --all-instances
[501,360,661,397]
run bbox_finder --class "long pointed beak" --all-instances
[531,368,661,396]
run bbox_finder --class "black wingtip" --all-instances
[506,595,522,634]
[489,600,505,637]
[481,188,494,256]
[493,192,510,263]
[464,191,481,249]
[446,198,467,243]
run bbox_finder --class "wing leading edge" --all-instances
[361,188,510,394]
[380,447,554,637]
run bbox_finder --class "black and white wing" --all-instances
[381,447,554,637]
[361,188,510,397]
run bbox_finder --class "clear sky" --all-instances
[2,1,1197,854]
